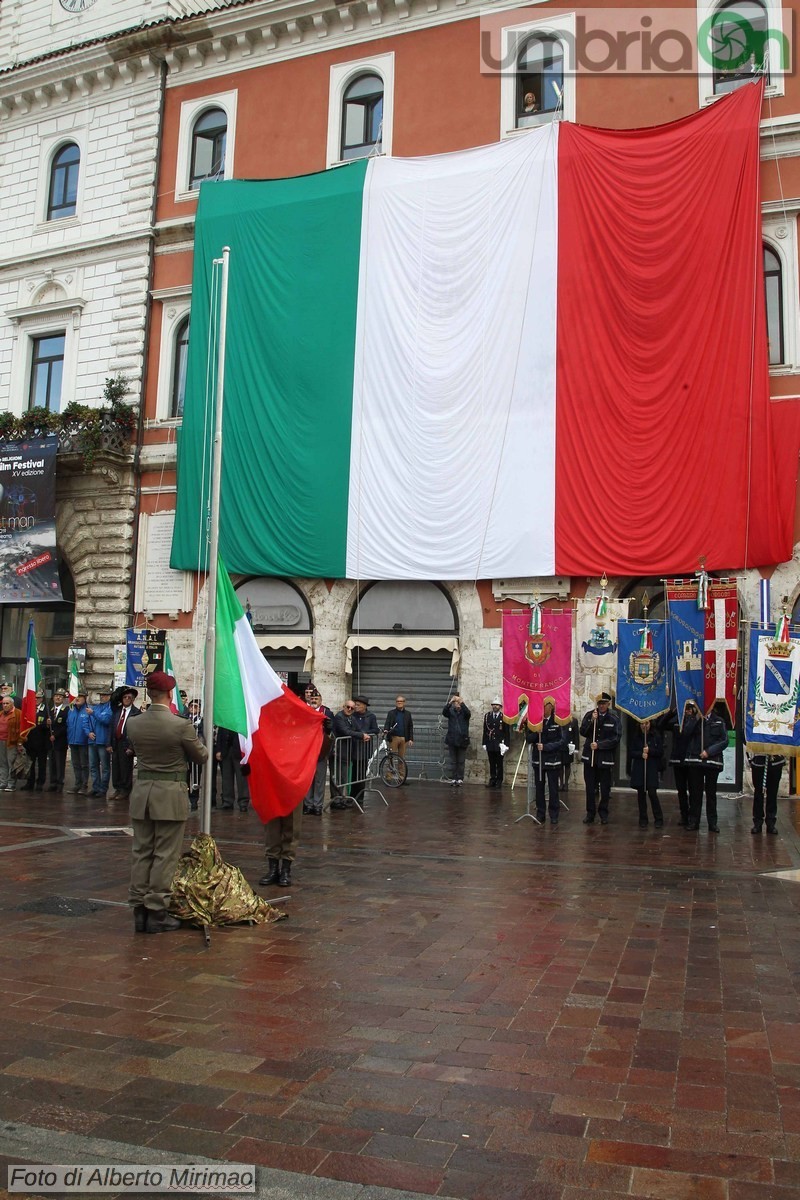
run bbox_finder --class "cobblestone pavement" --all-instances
[1,779,800,1200]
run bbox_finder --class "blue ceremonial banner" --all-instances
[615,620,670,721]
[667,590,705,716]
[125,628,166,687]
[745,625,800,756]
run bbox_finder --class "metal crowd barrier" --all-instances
[401,722,448,781]
[329,733,388,812]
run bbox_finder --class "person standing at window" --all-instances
[443,694,471,786]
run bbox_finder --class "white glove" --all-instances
[481,744,487,751]
[500,744,509,756]
[568,743,576,754]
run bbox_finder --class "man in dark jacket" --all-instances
[685,700,727,832]
[580,692,621,825]
[629,719,664,828]
[383,696,414,762]
[110,686,140,800]
[302,683,333,815]
[351,695,379,807]
[443,695,471,785]
[48,689,69,791]
[21,693,51,791]
[330,700,356,808]
[482,697,509,788]
[667,706,693,826]
[214,725,250,811]
[526,698,564,823]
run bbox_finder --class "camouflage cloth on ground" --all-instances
[170,833,287,926]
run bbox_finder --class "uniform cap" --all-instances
[146,672,176,693]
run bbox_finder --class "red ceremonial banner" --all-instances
[502,609,572,729]
[704,583,739,720]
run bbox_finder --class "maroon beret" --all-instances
[147,671,176,692]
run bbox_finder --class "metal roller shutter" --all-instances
[351,648,458,777]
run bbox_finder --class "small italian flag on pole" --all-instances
[164,641,184,715]
[776,612,791,643]
[21,620,41,737]
[67,650,81,702]
[214,558,324,822]
[639,624,653,652]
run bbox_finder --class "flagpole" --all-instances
[201,246,231,837]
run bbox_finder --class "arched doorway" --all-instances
[0,559,75,695]
[348,582,459,734]
[234,578,312,696]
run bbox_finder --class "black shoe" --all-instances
[133,904,148,933]
[19,783,33,791]
[536,812,546,823]
[48,784,59,792]
[277,861,292,887]
[238,806,249,812]
[190,802,198,811]
[550,817,559,827]
[766,823,778,835]
[708,825,720,833]
[582,816,595,825]
[485,781,496,788]
[329,800,347,810]
[145,911,182,934]
[654,819,663,829]
[687,823,700,831]
[751,823,762,835]
[222,804,234,810]
[259,858,280,886]
[639,821,648,829]
[600,817,609,825]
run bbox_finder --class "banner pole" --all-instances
[201,246,230,838]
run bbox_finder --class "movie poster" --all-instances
[0,437,62,603]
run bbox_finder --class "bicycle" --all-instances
[368,739,408,788]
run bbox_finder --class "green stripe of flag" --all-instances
[213,559,248,735]
[171,160,369,576]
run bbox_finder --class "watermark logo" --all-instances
[479,8,792,77]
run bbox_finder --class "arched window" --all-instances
[340,73,383,161]
[711,0,770,95]
[47,142,80,220]
[516,36,564,127]
[170,317,190,419]
[189,108,227,190]
[764,243,784,366]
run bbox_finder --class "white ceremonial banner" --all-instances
[751,635,800,742]
[575,598,630,704]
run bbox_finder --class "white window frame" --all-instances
[174,90,237,203]
[34,128,87,230]
[763,217,798,374]
[500,14,576,138]
[152,288,192,423]
[697,0,786,107]
[326,53,395,170]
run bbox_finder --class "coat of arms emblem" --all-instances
[629,648,661,687]
[525,635,551,665]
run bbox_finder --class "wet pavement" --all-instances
[1,776,800,1200]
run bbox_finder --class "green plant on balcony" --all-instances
[0,375,138,469]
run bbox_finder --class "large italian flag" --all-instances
[172,83,791,579]
[214,559,324,822]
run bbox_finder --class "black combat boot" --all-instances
[259,857,280,886]
[277,860,292,887]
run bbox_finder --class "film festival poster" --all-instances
[125,628,166,687]
[0,437,62,603]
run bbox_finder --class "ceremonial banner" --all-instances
[172,84,789,580]
[704,582,739,720]
[0,436,62,603]
[745,625,800,755]
[576,597,629,704]
[615,620,670,723]
[667,584,705,717]
[126,628,166,687]
[502,608,572,729]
